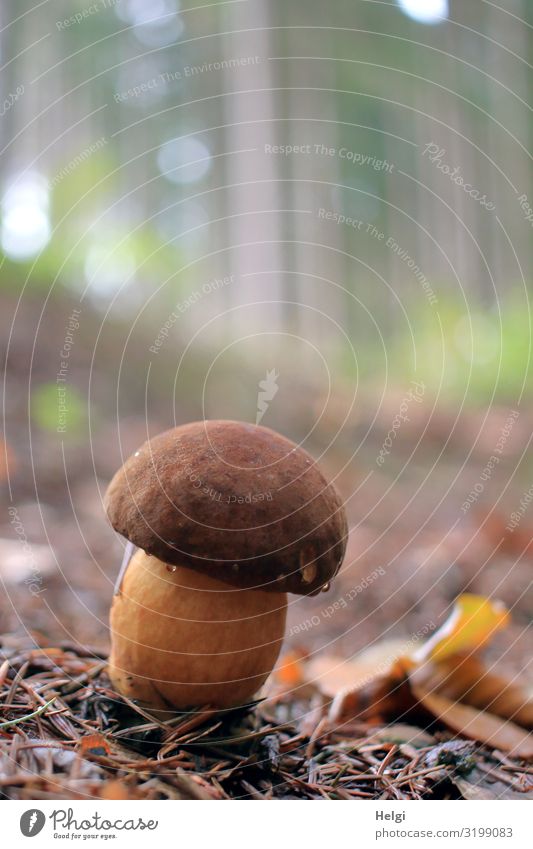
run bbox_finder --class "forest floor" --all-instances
[1,296,531,799]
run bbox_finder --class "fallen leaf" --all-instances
[413,594,509,664]
[452,767,533,800]
[329,657,414,725]
[415,656,533,728]
[308,639,412,697]
[325,593,533,756]
[410,685,533,759]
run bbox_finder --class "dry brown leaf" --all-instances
[410,685,533,759]
[329,658,414,725]
[308,595,533,756]
[416,656,533,728]
[307,639,410,698]
[452,768,533,800]
[325,593,533,757]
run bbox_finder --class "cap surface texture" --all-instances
[105,420,347,595]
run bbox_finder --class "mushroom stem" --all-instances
[108,549,288,712]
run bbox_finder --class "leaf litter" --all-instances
[0,594,531,800]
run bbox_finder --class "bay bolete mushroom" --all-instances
[105,420,347,712]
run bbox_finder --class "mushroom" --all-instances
[104,420,347,712]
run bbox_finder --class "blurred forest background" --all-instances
[0,1,531,676]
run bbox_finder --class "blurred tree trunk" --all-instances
[222,0,284,337]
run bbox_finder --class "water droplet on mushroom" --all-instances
[166,564,177,573]
[232,563,239,572]
[321,582,330,593]
[134,451,140,457]
[300,561,317,584]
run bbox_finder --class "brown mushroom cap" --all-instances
[104,420,347,595]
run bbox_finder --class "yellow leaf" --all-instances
[412,594,509,664]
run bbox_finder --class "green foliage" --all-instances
[32,382,86,437]
[390,294,532,402]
